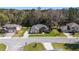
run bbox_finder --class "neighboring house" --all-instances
[29,24,49,34]
[3,24,22,33]
[60,22,79,33]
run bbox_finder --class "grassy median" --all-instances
[23,43,45,51]
[0,43,7,51]
[52,43,72,51]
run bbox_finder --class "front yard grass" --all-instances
[0,29,5,37]
[23,43,45,51]
[52,43,65,50]
[0,43,7,51]
[0,34,4,37]
[29,29,66,37]
[52,43,72,51]
[73,33,79,37]
[13,27,27,37]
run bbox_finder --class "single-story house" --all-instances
[2,24,22,33]
[29,24,49,34]
[60,22,79,33]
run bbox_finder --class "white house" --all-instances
[3,24,22,33]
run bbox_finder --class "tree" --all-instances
[37,7,41,10]
[0,14,9,26]
[67,8,78,23]
[64,43,79,51]
[0,7,79,28]
[32,43,37,48]
[8,14,14,24]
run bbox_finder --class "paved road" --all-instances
[0,37,79,43]
[0,37,79,51]
[0,38,26,51]
[3,30,29,51]
[0,30,77,51]
[23,31,54,50]
[0,31,77,51]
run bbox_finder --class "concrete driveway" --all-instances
[63,33,73,38]
[4,33,15,37]
[23,31,29,38]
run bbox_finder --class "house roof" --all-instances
[3,24,21,28]
[60,26,67,30]
[31,24,49,30]
[66,22,79,27]
[60,22,79,33]
[29,24,49,33]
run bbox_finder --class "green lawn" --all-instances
[29,29,66,37]
[0,29,5,37]
[52,43,72,51]
[52,43,65,50]
[73,33,79,37]
[23,43,45,51]
[0,34,4,37]
[13,27,27,37]
[0,43,7,51]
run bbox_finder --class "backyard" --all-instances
[23,43,45,51]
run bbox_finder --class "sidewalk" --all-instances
[42,43,54,50]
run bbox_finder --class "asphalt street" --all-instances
[0,31,78,51]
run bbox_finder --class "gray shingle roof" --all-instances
[60,22,79,33]
[3,24,20,28]
[66,22,79,27]
[29,24,49,34]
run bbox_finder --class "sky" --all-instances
[0,7,65,10]
[0,0,79,7]
[0,0,79,10]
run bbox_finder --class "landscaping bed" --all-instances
[0,43,7,51]
[23,43,45,51]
